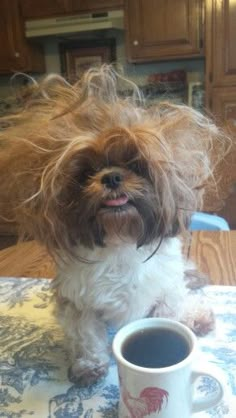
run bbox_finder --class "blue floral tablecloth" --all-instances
[0,278,235,418]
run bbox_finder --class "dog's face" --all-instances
[60,126,188,251]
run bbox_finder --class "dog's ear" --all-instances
[136,103,230,235]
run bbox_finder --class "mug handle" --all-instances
[191,363,225,413]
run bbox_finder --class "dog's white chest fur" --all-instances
[55,237,187,327]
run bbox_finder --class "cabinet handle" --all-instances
[133,40,139,46]
[14,52,20,58]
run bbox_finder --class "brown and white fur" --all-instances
[0,66,228,385]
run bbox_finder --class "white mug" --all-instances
[112,318,224,418]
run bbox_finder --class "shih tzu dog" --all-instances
[0,66,227,385]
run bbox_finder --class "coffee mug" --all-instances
[113,318,224,418]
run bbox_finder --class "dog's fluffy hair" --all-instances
[0,66,228,384]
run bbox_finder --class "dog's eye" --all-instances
[128,160,150,180]
[79,169,94,183]
[79,166,101,184]
[128,161,140,174]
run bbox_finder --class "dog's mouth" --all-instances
[101,194,129,210]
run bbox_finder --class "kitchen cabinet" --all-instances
[0,0,45,74]
[206,0,236,114]
[68,0,124,13]
[20,1,69,19]
[20,0,124,19]
[125,0,204,63]
[211,0,236,87]
[211,88,236,124]
[205,0,236,228]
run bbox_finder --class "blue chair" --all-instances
[189,212,230,231]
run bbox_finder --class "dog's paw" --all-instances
[68,358,109,386]
[181,301,215,336]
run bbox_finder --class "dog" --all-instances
[0,66,227,385]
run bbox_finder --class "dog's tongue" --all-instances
[103,195,128,207]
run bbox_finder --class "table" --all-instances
[0,231,235,285]
[0,233,236,417]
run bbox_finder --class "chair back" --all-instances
[189,212,230,231]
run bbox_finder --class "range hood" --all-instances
[25,10,124,38]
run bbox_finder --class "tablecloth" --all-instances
[0,278,235,417]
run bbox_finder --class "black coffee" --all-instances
[122,327,190,368]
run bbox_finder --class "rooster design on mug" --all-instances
[122,385,169,417]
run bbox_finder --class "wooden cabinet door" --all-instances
[0,0,45,74]
[125,0,203,62]
[20,0,69,19]
[68,0,124,13]
[212,0,236,86]
[212,87,236,127]
[20,0,124,19]
[0,0,27,72]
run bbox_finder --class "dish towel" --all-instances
[0,278,235,417]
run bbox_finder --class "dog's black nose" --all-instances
[101,172,123,189]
